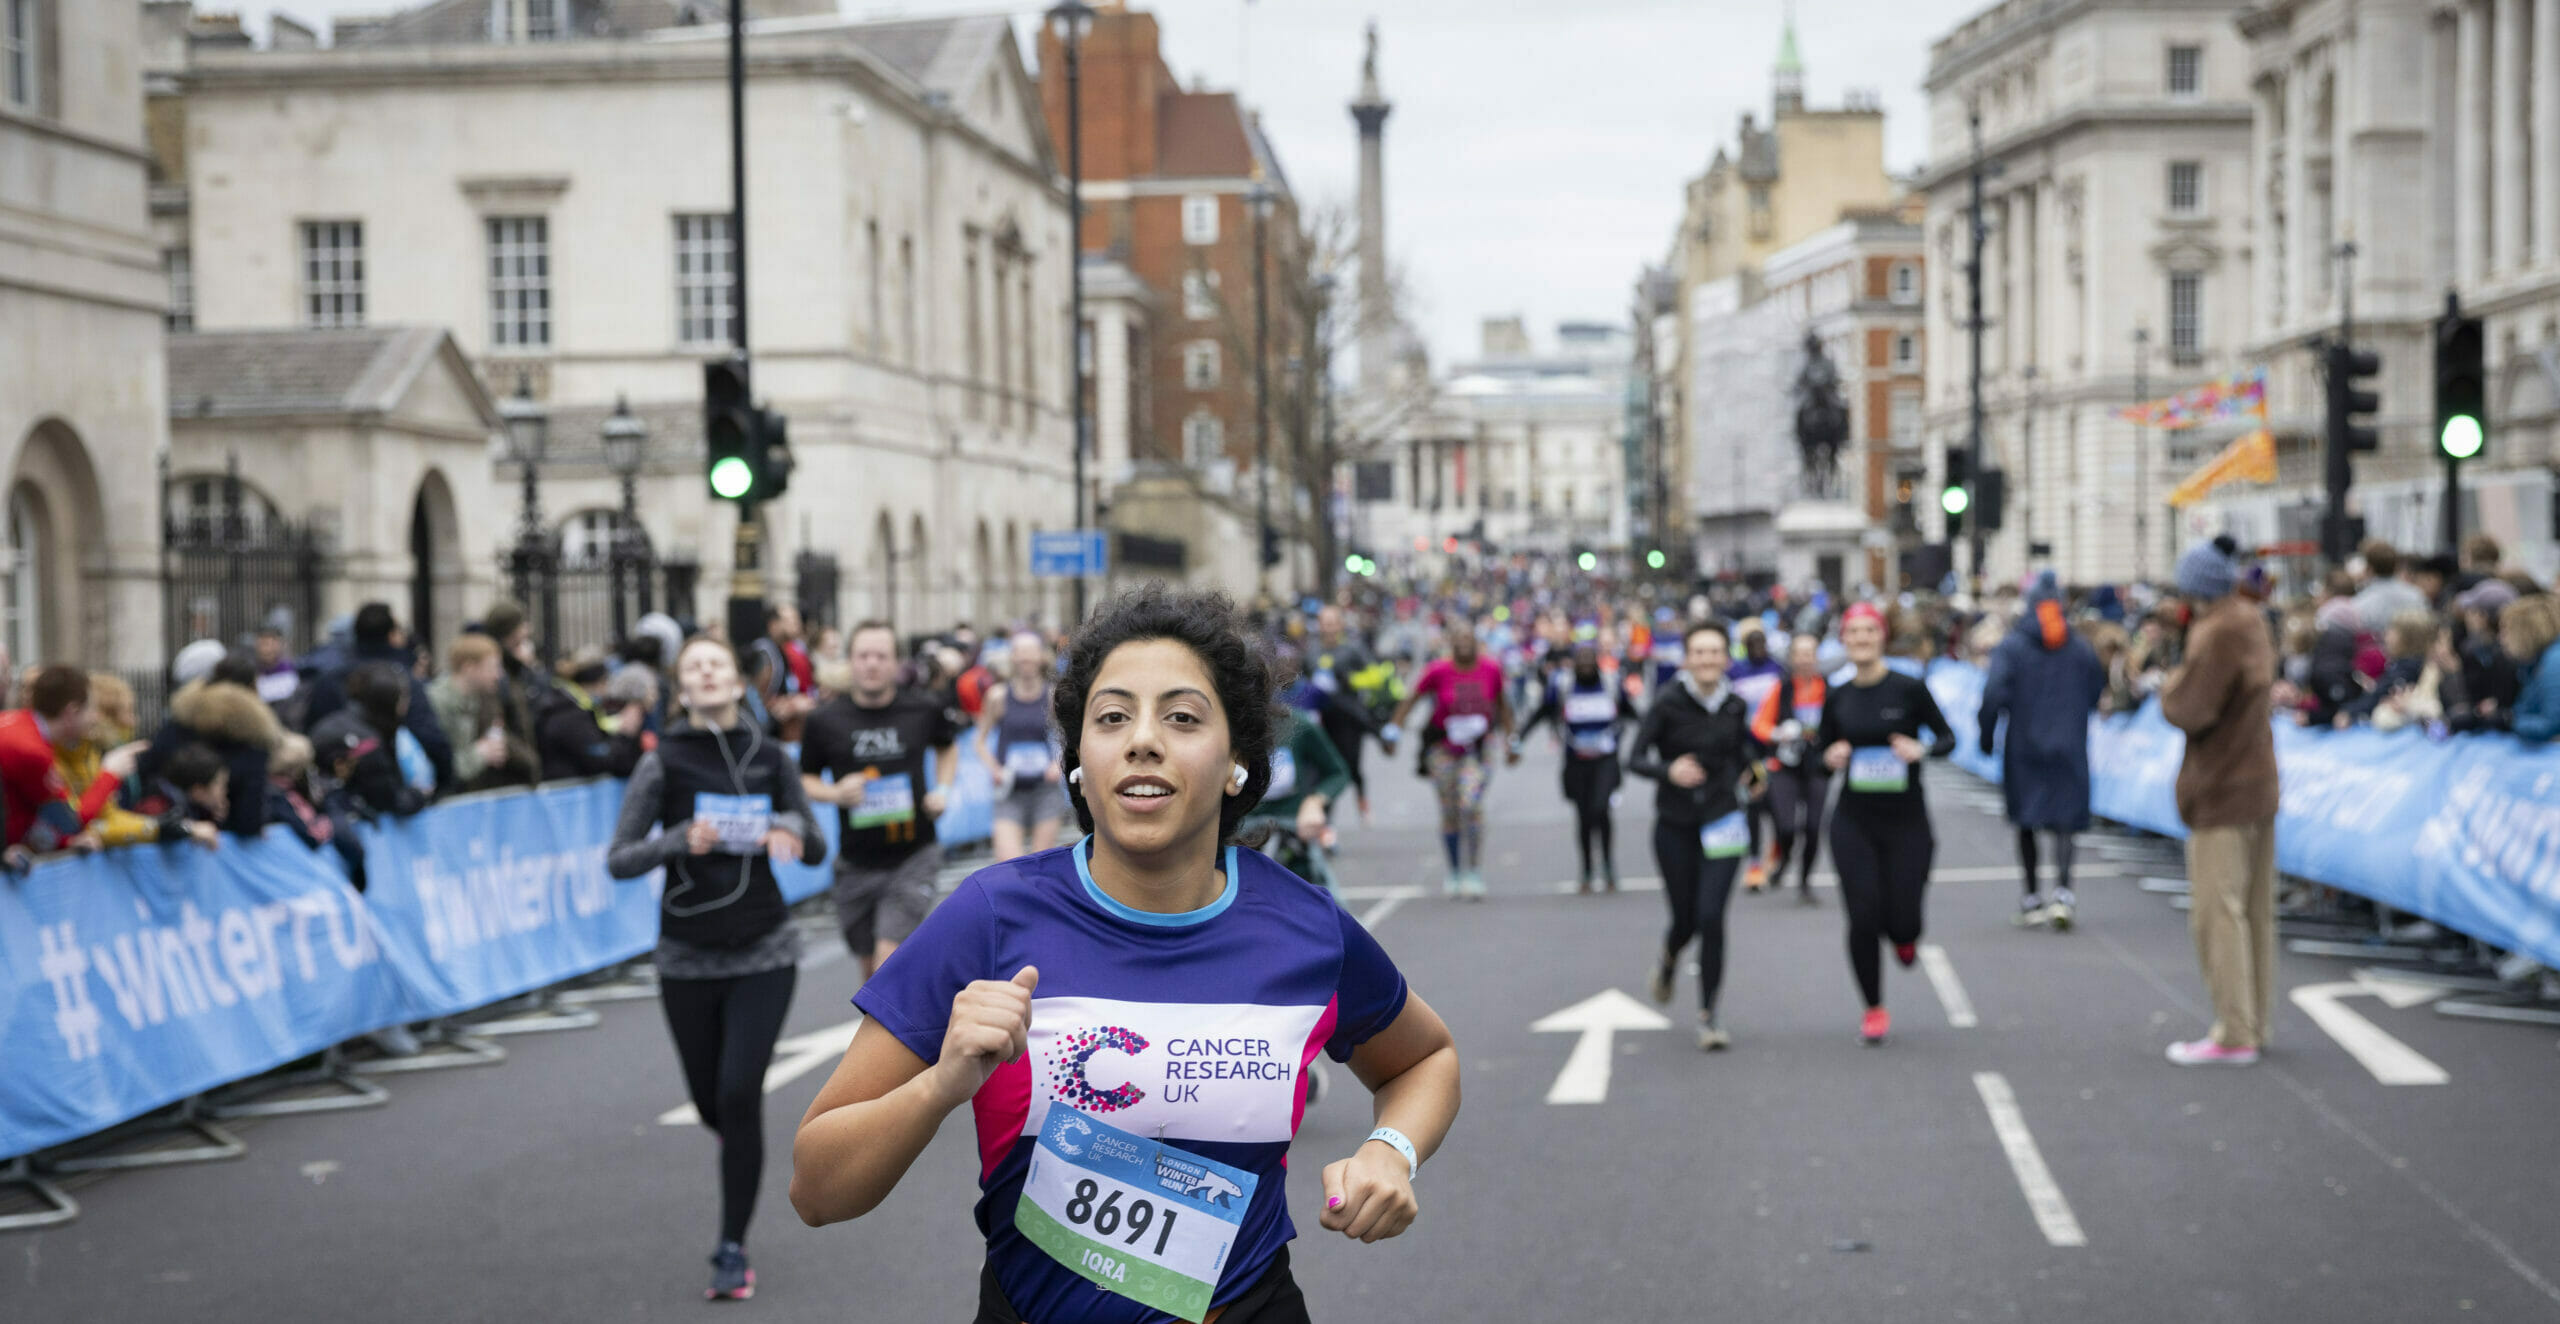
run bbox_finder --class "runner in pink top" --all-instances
[1385,619,1515,899]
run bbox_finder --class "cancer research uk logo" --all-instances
[1047,1112,1094,1157]
[1046,1026,1152,1113]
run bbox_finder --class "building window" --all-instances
[1019,269,1036,418]
[674,213,736,346]
[487,216,550,349]
[2168,273,2203,362]
[2167,161,2202,215]
[1183,410,1224,466]
[1892,332,1919,370]
[2,0,33,110]
[965,244,983,418]
[1183,340,1220,389]
[164,247,194,332]
[1182,269,1220,321]
[1890,386,1922,446]
[490,0,567,41]
[2166,45,2202,100]
[301,220,366,329]
[1890,262,1919,304]
[865,220,882,353]
[1182,194,1219,246]
[898,234,916,367]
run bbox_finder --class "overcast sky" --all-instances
[225,0,1987,365]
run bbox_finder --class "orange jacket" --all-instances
[1750,673,1828,747]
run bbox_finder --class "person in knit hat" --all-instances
[1977,570,2105,930]
[2157,536,2280,1067]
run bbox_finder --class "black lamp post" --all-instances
[1047,0,1095,624]
[601,394,647,644]
[1249,177,1275,599]
[500,373,548,610]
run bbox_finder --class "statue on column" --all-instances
[1792,329,1848,498]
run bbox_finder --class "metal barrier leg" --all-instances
[203,1045,392,1118]
[554,960,661,1007]
[40,1095,245,1174]
[465,992,601,1037]
[2434,967,2560,1027]
[345,1020,508,1076]
[0,1157,77,1232]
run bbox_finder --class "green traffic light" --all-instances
[1577,551,1597,572]
[1646,549,1667,570]
[709,455,755,500]
[2441,414,2484,460]
[1941,486,1970,516]
[1345,554,1363,573]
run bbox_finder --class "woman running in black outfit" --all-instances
[1516,642,1641,892]
[1626,622,1763,1050]
[1818,603,1955,1046]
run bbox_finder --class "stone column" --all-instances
[2287,60,2315,324]
[1091,301,1130,481]
[2457,0,2491,283]
[2254,75,2282,331]
[2537,0,2560,264]
[2495,0,2532,274]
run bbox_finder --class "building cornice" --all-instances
[0,104,154,168]
[1911,103,2251,192]
[1927,0,2260,89]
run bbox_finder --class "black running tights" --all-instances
[1829,809,1934,1009]
[1654,819,1742,1012]
[2015,829,2076,894]
[1577,807,1615,877]
[1767,769,1828,890]
[660,964,797,1245]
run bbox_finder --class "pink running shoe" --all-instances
[2165,1038,2260,1067]
[1860,1007,1891,1045]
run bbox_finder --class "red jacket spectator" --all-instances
[1,667,117,851]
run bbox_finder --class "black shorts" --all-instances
[973,1245,1308,1323]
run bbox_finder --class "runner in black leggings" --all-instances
[1516,642,1640,891]
[608,635,825,1301]
[1626,622,1764,1050]
[1749,633,1830,905]
[1818,603,1954,1046]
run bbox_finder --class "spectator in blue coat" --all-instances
[2501,594,2560,744]
[1977,571,2106,928]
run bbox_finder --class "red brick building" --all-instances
[1037,4,1302,484]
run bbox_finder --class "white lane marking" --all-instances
[1919,944,1979,1028]
[1530,989,1671,1105]
[1972,1072,2088,1247]
[2290,983,2450,1085]
[1342,867,2119,902]
[1356,886,1424,930]
[659,1016,866,1126]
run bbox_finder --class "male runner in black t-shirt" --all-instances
[799,620,961,976]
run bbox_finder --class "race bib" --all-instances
[1264,747,1298,800]
[1567,730,1618,758]
[851,771,917,829]
[1441,713,1491,747]
[1793,703,1823,729]
[1700,810,1750,859]
[1006,743,1053,780]
[1561,692,1617,725]
[1017,1107,1257,1323]
[1312,669,1339,694]
[1847,747,1909,794]
[693,792,771,854]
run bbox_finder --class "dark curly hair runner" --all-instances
[1054,583,1291,844]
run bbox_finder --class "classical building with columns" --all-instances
[2196,0,2560,580]
[1920,0,2258,590]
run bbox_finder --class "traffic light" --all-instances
[702,357,794,503]
[1646,548,1667,571]
[1261,525,1282,568]
[2327,340,2382,455]
[2436,298,2486,461]
[1976,467,2006,534]
[1575,549,1597,572]
[1940,448,1971,539]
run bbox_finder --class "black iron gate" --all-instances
[163,457,331,653]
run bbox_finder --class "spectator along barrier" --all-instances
[1925,659,2560,973]
[0,765,996,1183]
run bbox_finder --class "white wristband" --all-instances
[1365,1126,1418,1180]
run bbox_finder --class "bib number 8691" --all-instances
[1064,1178,1180,1256]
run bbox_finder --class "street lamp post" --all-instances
[1250,177,1275,601]
[601,394,647,645]
[500,373,549,616]
[2132,325,2150,584]
[1047,0,1095,624]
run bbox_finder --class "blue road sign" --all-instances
[1031,529,1109,579]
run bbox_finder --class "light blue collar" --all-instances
[1073,837,1239,928]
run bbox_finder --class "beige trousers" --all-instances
[2185,820,2279,1050]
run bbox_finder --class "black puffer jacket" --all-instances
[1624,678,1762,828]
[138,680,285,837]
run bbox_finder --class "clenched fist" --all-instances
[926,966,1040,1110]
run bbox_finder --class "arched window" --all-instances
[556,508,648,567]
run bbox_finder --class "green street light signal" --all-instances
[709,455,754,499]
[1940,485,1970,516]
[1345,554,1364,574]
[1646,549,1666,570]
[2441,414,2483,460]
[1577,551,1597,572]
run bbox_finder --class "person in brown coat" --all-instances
[2157,537,2280,1066]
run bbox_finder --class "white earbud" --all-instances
[1232,764,1249,788]
[1067,767,1083,786]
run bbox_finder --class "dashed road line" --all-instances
[1972,1071,2087,1247]
[1919,943,1979,1028]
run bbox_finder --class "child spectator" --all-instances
[131,742,228,850]
[311,661,429,821]
[2348,610,2438,729]
[55,673,158,848]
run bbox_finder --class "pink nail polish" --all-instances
[1326,1197,1342,1210]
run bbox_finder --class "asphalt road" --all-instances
[9,735,2560,1322]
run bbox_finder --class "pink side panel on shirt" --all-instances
[973,1054,1033,1180]
[1288,995,1341,1138]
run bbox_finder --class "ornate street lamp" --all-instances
[601,394,648,643]
[499,373,548,609]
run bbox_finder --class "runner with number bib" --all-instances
[1819,602,1956,1046]
[800,620,962,977]
[1515,641,1639,892]
[1626,622,1764,1050]
[1749,634,1830,905]
[607,635,825,1302]
[1385,619,1515,900]
[792,585,1461,1324]
[977,628,1067,864]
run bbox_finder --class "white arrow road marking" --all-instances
[2291,982,2450,1085]
[1973,1072,2087,1247]
[660,1016,867,1126]
[2353,969,2454,1010]
[1919,944,1978,1028]
[1530,989,1672,1105]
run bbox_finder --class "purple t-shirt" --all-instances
[853,839,1409,1323]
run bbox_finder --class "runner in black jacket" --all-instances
[1625,622,1765,1050]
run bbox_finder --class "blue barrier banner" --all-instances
[0,830,405,1158]
[1929,658,2560,971]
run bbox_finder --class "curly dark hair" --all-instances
[1055,583,1289,844]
